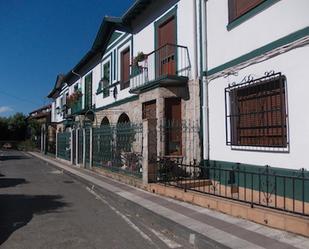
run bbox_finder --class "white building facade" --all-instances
[201,0,309,171]
[48,0,202,165]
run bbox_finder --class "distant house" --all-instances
[28,104,53,153]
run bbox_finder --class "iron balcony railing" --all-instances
[71,99,82,115]
[130,44,191,91]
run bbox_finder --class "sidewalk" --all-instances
[29,152,309,249]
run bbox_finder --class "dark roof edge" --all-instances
[49,1,153,97]
[47,74,65,98]
[29,104,51,115]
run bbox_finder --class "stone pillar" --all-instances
[83,128,86,168]
[70,129,74,165]
[40,126,44,153]
[89,127,93,169]
[44,124,48,154]
[142,120,149,184]
[142,119,158,184]
[76,129,79,166]
[156,97,165,157]
[55,130,58,159]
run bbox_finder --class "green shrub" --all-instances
[17,140,37,151]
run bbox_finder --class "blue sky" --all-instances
[0,0,134,117]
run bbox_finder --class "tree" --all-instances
[7,113,27,141]
[27,119,41,141]
[0,117,9,140]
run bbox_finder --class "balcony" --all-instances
[130,44,191,94]
[71,99,82,115]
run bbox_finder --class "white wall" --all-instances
[51,85,68,123]
[207,0,309,70]
[207,46,309,169]
[95,35,134,110]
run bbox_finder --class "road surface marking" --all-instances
[150,228,182,248]
[49,170,62,174]
[86,186,156,246]
[189,233,195,245]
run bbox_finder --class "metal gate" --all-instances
[92,123,143,177]
[57,132,71,161]
[72,130,76,165]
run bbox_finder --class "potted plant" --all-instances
[132,52,146,76]
[67,90,83,108]
[133,52,146,66]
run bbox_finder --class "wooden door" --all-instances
[165,98,182,155]
[158,17,176,76]
[121,48,130,90]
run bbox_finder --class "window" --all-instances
[103,61,110,98]
[84,73,92,110]
[120,48,130,90]
[225,73,287,148]
[228,0,264,22]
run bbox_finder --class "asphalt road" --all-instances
[0,150,225,249]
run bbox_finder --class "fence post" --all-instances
[142,120,149,184]
[55,130,58,159]
[89,127,93,169]
[83,128,86,168]
[76,128,79,166]
[40,126,44,153]
[70,129,74,165]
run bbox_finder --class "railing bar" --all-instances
[275,175,277,209]
[244,171,247,202]
[302,169,305,214]
[259,171,261,205]
[293,177,295,212]
[225,169,227,197]
[219,164,221,196]
[251,173,254,206]
[237,166,240,200]
[284,176,286,211]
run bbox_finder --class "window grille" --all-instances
[225,73,288,148]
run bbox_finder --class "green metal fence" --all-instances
[92,123,143,177]
[55,122,143,177]
[57,132,71,161]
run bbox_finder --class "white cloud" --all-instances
[0,106,13,114]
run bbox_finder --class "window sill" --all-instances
[227,0,279,31]
[230,145,289,153]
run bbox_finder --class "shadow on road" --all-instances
[0,155,30,161]
[0,194,68,245]
[0,178,27,188]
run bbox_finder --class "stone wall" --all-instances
[95,79,201,163]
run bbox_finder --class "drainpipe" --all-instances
[198,0,204,162]
[202,0,210,161]
[193,0,198,160]
[72,70,82,93]
[199,0,209,163]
